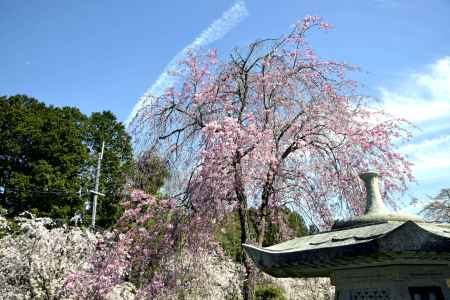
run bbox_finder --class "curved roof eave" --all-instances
[243,221,450,278]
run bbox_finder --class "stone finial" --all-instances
[359,171,390,215]
[332,171,423,229]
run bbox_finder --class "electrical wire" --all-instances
[0,185,90,196]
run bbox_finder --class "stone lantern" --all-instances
[243,172,450,300]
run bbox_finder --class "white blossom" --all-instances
[0,213,97,299]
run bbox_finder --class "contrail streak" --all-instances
[126,1,249,128]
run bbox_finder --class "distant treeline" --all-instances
[0,95,168,228]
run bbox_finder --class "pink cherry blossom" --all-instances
[120,17,414,300]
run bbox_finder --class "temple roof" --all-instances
[243,172,450,278]
[243,220,450,277]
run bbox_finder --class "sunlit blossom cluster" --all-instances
[140,16,413,230]
[0,213,97,299]
[63,190,217,299]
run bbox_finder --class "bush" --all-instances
[0,212,97,299]
[255,284,287,300]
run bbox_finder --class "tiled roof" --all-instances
[243,221,450,277]
[265,221,403,252]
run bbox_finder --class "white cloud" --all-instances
[380,57,450,200]
[380,91,450,123]
[190,0,249,48]
[126,1,249,127]
[400,135,450,178]
[380,57,450,123]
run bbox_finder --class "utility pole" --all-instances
[91,141,105,228]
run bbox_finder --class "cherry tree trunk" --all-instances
[238,203,255,300]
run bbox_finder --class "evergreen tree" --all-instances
[83,111,133,228]
[0,95,134,227]
[0,95,88,219]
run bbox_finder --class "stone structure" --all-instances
[244,172,450,300]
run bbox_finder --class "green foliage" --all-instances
[0,206,7,217]
[0,95,133,227]
[216,212,244,262]
[217,207,308,262]
[132,150,169,195]
[82,111,133,228]
[286,208,308,237]
[255,284,287,300]
[0,95,88,219]
[247,207,308,247]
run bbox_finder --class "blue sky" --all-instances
[1,0,449,207]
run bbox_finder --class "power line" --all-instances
[0,185,90,196]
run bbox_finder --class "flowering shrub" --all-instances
[0,207,333,300]
[0,212,97,299]
[63,190,218,299]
